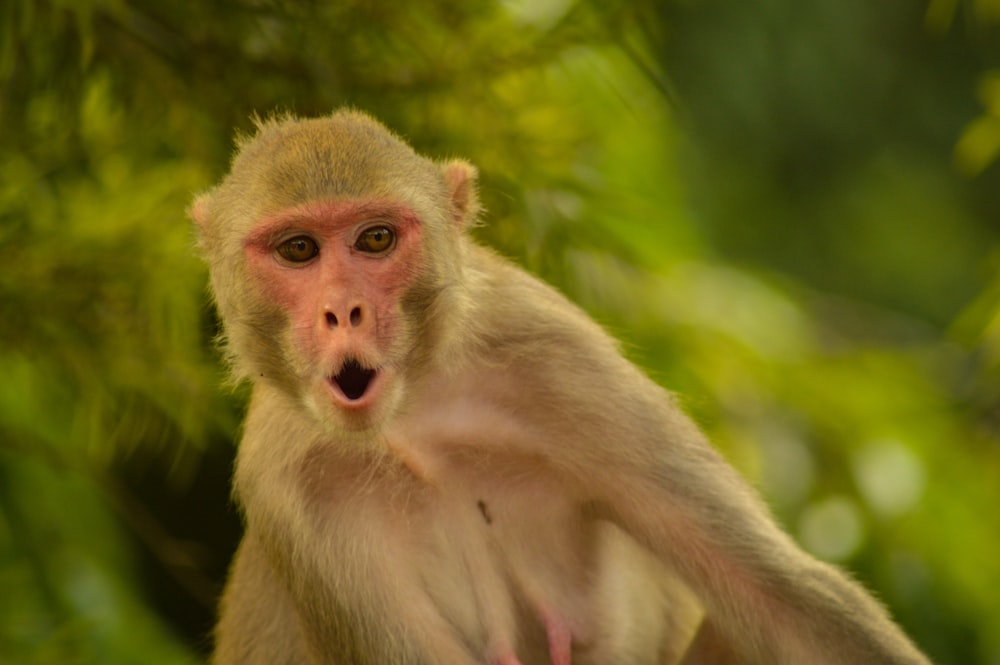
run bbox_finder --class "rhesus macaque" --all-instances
[191,109,932,665]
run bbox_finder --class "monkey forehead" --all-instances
[226,112,449,219]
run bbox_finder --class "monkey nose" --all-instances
[325,306,365,329]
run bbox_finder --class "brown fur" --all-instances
[192,109,932,665]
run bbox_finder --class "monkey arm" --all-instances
[552,357,930,665]
[477,261,931,665]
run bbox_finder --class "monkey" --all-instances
[190,109,932,665]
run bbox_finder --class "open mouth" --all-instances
[332,358,377,402]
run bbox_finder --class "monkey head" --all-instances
[191,110,480,433]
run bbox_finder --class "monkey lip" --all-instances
[330,358,378,406]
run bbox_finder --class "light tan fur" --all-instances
[191,109,932,665]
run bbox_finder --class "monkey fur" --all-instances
[191,110,932,665]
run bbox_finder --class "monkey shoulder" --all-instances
[461,246,627,368]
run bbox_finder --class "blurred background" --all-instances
[2,0,1000,663]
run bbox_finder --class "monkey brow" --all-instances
[244,199,420,249]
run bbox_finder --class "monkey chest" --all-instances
[323,453,677,665]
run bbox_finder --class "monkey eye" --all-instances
[354,225,395,254]
[276,235,319,263]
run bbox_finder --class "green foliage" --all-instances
[2,0,999,663]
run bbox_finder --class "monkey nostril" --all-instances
[326,312,338,328]
[350,307,362,327]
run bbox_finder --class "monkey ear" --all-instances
[441,159,482,229]
[189,193,211,229]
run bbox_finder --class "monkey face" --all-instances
[241,198,425,429]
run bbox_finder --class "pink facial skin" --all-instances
[244,199,424,412]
